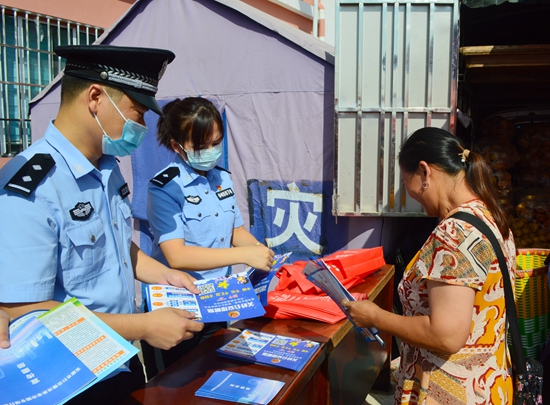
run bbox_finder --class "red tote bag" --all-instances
[264,247,385,322]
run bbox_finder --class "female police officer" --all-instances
[142,97,274,377]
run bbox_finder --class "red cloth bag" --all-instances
[265,247,385,322]
[322,246,385,281]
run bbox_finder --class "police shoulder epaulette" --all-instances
[215,165,231,174]
[4,153,55,197]
[150,167,180,187]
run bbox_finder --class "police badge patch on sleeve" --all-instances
[70,202,94,221]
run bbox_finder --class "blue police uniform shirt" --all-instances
[147,158,244,280]
[0,121,136,314]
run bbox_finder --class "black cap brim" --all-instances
[123,88,164,116]
[54,45,175,117]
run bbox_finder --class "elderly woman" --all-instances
[345,127,515,404]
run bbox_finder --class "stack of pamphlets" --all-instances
[216,329,320,371]
[195,370,284,404]
[0,298,139,405]
[248,252,293,306]
[303,258,385,347]
[145,271,266,322]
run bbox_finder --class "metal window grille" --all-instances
[0,5,103,156]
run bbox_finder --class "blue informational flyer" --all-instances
[0,298,139,405]
[303,258,385,347]
[195,370,284,405]
[216,329,320,372]
[0,316,95,405]
[146,271,266,322]
[249,252,292,306]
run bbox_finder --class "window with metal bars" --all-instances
[0,6,104,156]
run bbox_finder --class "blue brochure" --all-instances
[195,370,284,404]
[1,315,95,405]
[249,252,293,306]
[146,271,266,322]
[217,329,320,372]
[303,258,385,347]
[1,299,139,405]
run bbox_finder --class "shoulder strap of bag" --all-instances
[449,211,527,375]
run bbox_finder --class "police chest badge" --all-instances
[185,195,202,205]
[70,202,94,221]
[216,188,235,200]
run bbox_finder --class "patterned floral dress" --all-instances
[395,200,515,404]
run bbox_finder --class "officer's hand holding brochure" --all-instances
[216,329,320,372]
[303,258,385,347]
[0,298,139,405]
[145,271,265,322]
[248,252,293,306]
[195,370,284,404]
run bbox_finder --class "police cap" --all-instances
[54,45,175,116]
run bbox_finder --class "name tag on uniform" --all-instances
[216,188,234,200]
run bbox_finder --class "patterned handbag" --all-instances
[451,212,543,405]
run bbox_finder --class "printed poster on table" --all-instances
[146,271,265,322]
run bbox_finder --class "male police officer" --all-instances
[0,45,204,403]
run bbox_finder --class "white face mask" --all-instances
[178,142,223,171]
[94,89,148,157]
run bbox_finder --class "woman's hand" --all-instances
[242,245,275,271]
[340,281,475,354]
[341,298,380,329]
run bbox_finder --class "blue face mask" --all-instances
[95,90,149,157]
[179,142,223,172]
